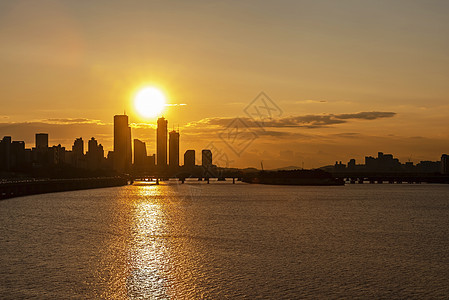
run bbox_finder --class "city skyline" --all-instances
[1,113,448,175]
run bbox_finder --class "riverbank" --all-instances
[0,177,131,200]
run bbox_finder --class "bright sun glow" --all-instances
[134,87,166,118]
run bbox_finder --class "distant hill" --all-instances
[319,165,335,172]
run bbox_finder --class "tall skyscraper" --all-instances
[114,114,132,172]
[202,149,212,168]
[184,150,195,169]
[157,117,168,167]
[169,130,179,168]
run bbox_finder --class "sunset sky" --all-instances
[1,0,448,169]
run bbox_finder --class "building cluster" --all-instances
[334,152,449,174]
[111,114,214,174]
[0,134,105,172]
[0,113,214,175]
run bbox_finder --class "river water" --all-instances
[1,181,449,299]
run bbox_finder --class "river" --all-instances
[1,181,449,298]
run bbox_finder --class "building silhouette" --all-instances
[35,133,49,165]
[147,154,156,170]
[202,149,212,168]
[365,152,401,172]
[157,117,168,168]
[331,151,448,175]
[11,140,26,169]
[35,133,48,150]
[49,144,65,165]
[184,150,195,169]
[0,136,12,171]
[133,139,147,169]
[72,137,84,168]
[169,130,179,168]
[1,136,31,171]
[86,137,104,170]
[114,114,132,172]
[416,160,441,173]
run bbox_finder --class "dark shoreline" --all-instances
[0,177,130,200]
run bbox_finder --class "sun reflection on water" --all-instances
[95,182,204,298]
[125,184,172,298]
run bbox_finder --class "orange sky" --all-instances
[1,0,448,169]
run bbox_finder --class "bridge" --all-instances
[132,167,244,184]
[133,175,242,185]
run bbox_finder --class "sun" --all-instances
[134,87,166,118]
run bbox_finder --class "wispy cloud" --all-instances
[130,123,156,129]
[295,100,328,104]
[44,118,110,125]
[186,111,397,129]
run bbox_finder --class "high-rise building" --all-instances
[169,130,179,168]
[11,141,26,169]
[35,133,48,165]
[72,137,84,156]
[157,117,168,167]
[114,114,132,172]
[49,144,65,165]
[35,133,48,150]
[184,150,195,169]
[1,137,28,170]
[86,137,104,170]
[0,136,12,171]
[72,137,84,168]
[134,139,147,169]
[442,154,449,175]
[202,149,212,168]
